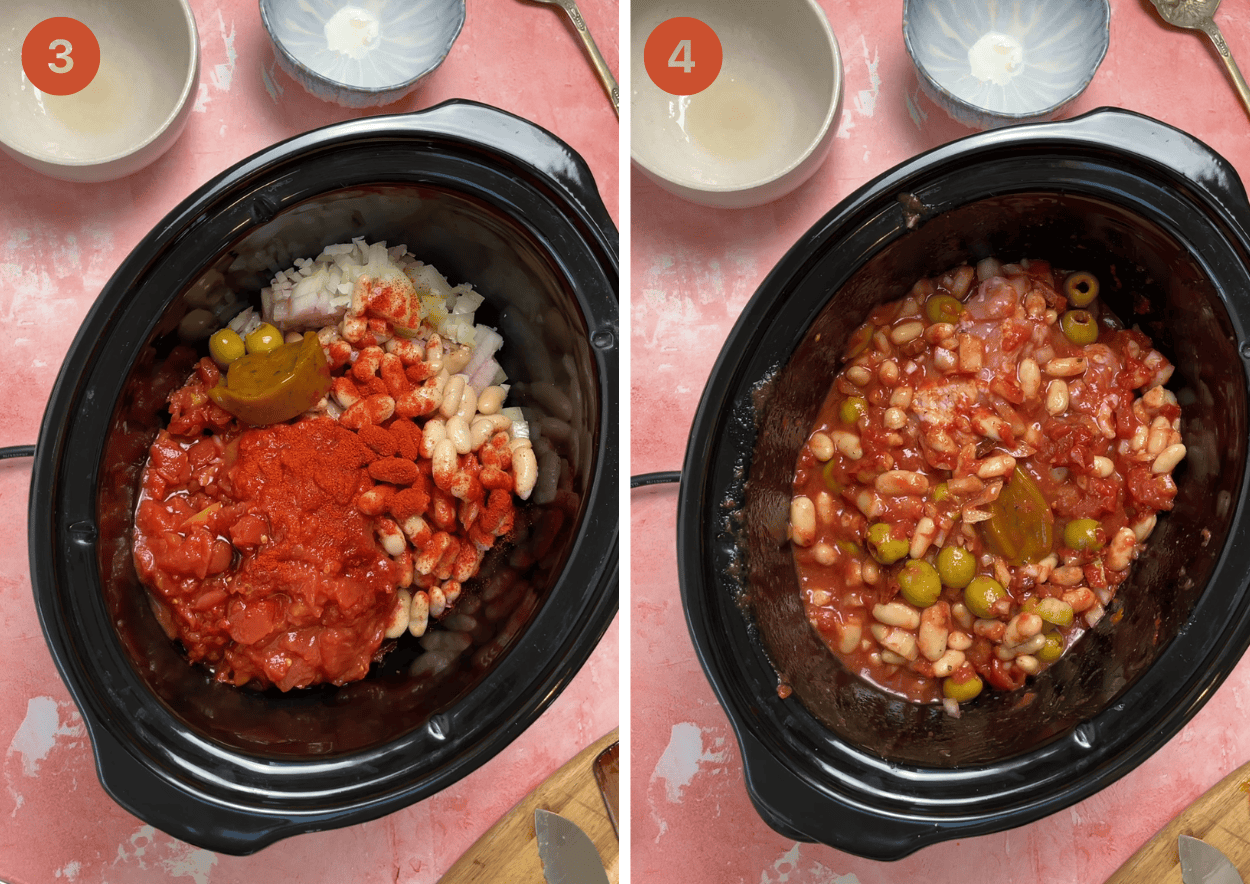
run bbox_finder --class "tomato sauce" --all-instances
[133,418,399,691]
[789,259,1184,709]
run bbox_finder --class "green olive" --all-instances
[1065,271,1099,307]
[821,460,842,493]
[1060,309,1099,346]
[840,396,868,425]
[846,324,873,358]
[933,482,950,503]
[925,293,964,324]
[837,540,861,557]
[245,322,284,355]
[936,546,976,589]
[867,522,910,565]
[1063,518,1103,552]
[943,672,984,702]
[1037,631,1065,662]
[898,560,942,608]
[964,575,1006,620]
[1034,597,1075,628]
[209,328,246,367]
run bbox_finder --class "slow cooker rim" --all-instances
[30,102,619,852]
[678,108,1250,857]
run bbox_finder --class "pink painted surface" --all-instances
[631,1,1250,883]
[0,0,618,882]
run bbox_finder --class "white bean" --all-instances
[890,321,925,344]
[433,438,458,484]
[910,517,937,560]
[1152,443,1187,474]
[873,601,921,630]
[1018,358,1041,399]
[790,497,817,546]
[846,365,872,386]
[446,415,472,454]
[809,432,835,462]
[439,374,467,418]
[455,383,478,422]
[1132,513,1158,542]
[408,590,430,637]
[476,385,507,415]
[1105,526,1137,571]
[1045,379,1070,415]
[931,649,966,678]
[421,418,447,459]
[837,622,862,655]
[1045,356,1087,377]
[514,446,538,500]
[977,454,1016,479]
[875,470,929,496]
[386,589,413,639]
[918,602,950,662]
[831,430,864,461]
[880,628,919,662]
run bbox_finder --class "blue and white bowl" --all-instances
[260,0,465,108]
[903,0,1110,129]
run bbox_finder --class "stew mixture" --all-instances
[789,258,1184,711]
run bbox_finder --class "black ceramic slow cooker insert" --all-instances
[679,108,1250,859]
[29,100,618,854]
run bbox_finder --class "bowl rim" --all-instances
[258,0,467,98]
[901,0,1111,126]
[628,0,843,197]
[0,0,201,169]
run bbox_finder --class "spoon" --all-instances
[524,0,619,115]
[1148,0,1250,119]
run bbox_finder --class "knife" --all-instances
[593,741,619,837]
[535,808,611,884]
[1180,835,1246,884]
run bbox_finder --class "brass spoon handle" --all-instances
[555,0,619,115]
[1200,17,1250,120]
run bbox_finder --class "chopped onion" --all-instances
[976,257,1002,281]
[502,406,528,439]
[449,289,484,314]
[463,325,503,381]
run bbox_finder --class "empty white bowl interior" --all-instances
[263,0,457,90]
[906,0,1107,115]
[631,0,836,190]
[0,0,195,164]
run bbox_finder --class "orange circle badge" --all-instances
[644,17,723,96]
[22,18,101,96]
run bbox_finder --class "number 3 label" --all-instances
[644,18,722,96]
[22,18,100,96]
[48,39,75,74]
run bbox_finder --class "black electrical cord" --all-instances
[0,445,35,461]
[630,470,680,489]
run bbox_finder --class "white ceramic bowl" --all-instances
[903,0,1110,130]
[0,0,199,183]
[630,0,843,209]
[260,0,465,109]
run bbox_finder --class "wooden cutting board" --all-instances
[439,728,619,883]
[1105,759,1250,883]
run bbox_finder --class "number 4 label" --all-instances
[644,17,722,96]
[669,39,695,73]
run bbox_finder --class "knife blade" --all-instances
[593,741,619,837]
[1180,835,1246,884]
[535,808,611,884]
